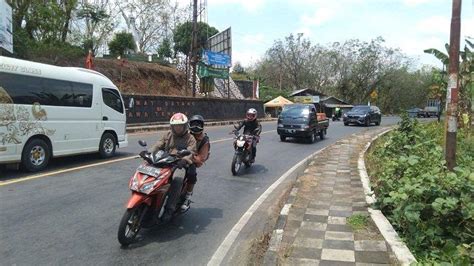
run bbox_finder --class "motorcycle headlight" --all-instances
[140,180,159,194]
[236,140,246,147]
[130,173,139,191]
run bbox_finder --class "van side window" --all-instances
[102,88,123,113]
[0,72,93,107]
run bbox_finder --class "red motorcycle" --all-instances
[231,130,258,176]
[117,140,191,246]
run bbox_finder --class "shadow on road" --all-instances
[121,207,223,249]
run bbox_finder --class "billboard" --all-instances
[202,50,231,67]
[0,0,12,54]
[207,27,231,67]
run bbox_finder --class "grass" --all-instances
[347,214,369,230]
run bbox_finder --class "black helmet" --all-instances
[189,115,205,134]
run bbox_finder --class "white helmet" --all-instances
[246,108,257,121]
[170,113,189,136]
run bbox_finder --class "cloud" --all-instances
[242,34,266,45]
[232,50,262,68]
[402,0,434,7]
[416,16,450,35]
[207,0,266,12]
[301,7,336,26]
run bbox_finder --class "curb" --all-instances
[358,127,418,265]
[262,145,332,265]
[126,118,278,133]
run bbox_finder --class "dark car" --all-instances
[343,105,381,126]
[277,104,329,143]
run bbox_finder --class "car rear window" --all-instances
[281,105,310,117]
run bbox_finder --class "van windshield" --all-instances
[351,106,370,112]
[281,105,310,117]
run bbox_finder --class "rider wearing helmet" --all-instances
[233,108,262,163]
[150,113,197,220]
[180,115,211,211]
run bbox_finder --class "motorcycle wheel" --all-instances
[231,154,242,176]
[118,205,144,246]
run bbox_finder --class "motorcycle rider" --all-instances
[150,113,197,221]
[180,115,211,211]
[233,108,262,163]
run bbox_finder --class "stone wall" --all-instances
[123,94,264,124]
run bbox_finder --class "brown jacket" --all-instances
[193,133,210,167]
[150,131,197,164]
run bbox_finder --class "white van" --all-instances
[0,56,128,172]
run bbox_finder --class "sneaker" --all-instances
[180,193,192,212]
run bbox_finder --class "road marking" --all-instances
[0,130,276,186]
[207,144,331,266]
[0,156,138,186]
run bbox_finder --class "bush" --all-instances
[109,32,135,57]
[366,113,474,264]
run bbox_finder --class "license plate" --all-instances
[137,165,161,177]
[287,129,296,133]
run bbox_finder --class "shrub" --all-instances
[366,113,473,263]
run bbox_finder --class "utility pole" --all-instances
[445,0,461,171]
[191,0,198,97]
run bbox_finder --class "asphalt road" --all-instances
[0,117,404,265]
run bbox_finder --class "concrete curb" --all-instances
[126,118,278,133]
[262,145,332,265]
[358,127,418,265]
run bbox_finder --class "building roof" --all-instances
[289,88,326,97]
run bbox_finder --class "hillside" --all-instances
[28,57,188,96]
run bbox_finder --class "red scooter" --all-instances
[117,140,191,246]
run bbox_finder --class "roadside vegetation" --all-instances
[366,114,473,264]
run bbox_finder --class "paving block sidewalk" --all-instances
[265,127,397,265]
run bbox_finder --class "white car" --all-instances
[0,56,128,172]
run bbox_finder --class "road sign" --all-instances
[370,90,378,99]
[202,50,231,67]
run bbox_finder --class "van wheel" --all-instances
[99,133,116,158]
[21,138,51,172]
[280,136,286,142]
[307,132,316,143]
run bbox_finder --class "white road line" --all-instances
[0,130,276,186]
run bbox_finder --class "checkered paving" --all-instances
[276,129,395,265]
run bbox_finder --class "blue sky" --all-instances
[198,0,474,69]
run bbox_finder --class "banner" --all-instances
[202,50,231,67]
[197,63,229,79]
[294,96,319,103]
[0,0,13,53]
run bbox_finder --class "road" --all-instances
[0,117,403,265]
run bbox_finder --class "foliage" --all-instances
[157,38,173,59]
[259,85,292,103]
[252,35,431,112]
[173,21,219,56]
[347,214,369,230]
[109,32,136,57]
[366,115,474,263]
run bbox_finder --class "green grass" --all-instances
[347,214,369,230]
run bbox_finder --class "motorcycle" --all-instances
[117,140,191,246]
[230,129,258,176]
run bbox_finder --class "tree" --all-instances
[425,38,474,127]
[173,21,219,56]
[157,38,173,59]
[76,2,113,53]
[109,32,135,57]
[117,0,170,53]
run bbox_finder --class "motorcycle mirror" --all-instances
[177,149,191,157]
[138,140,147,147]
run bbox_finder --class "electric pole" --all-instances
[191,0,198,97]
[445,0,461,171]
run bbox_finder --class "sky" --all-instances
[190,0,474,69]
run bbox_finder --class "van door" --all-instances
[101,88,126,143]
